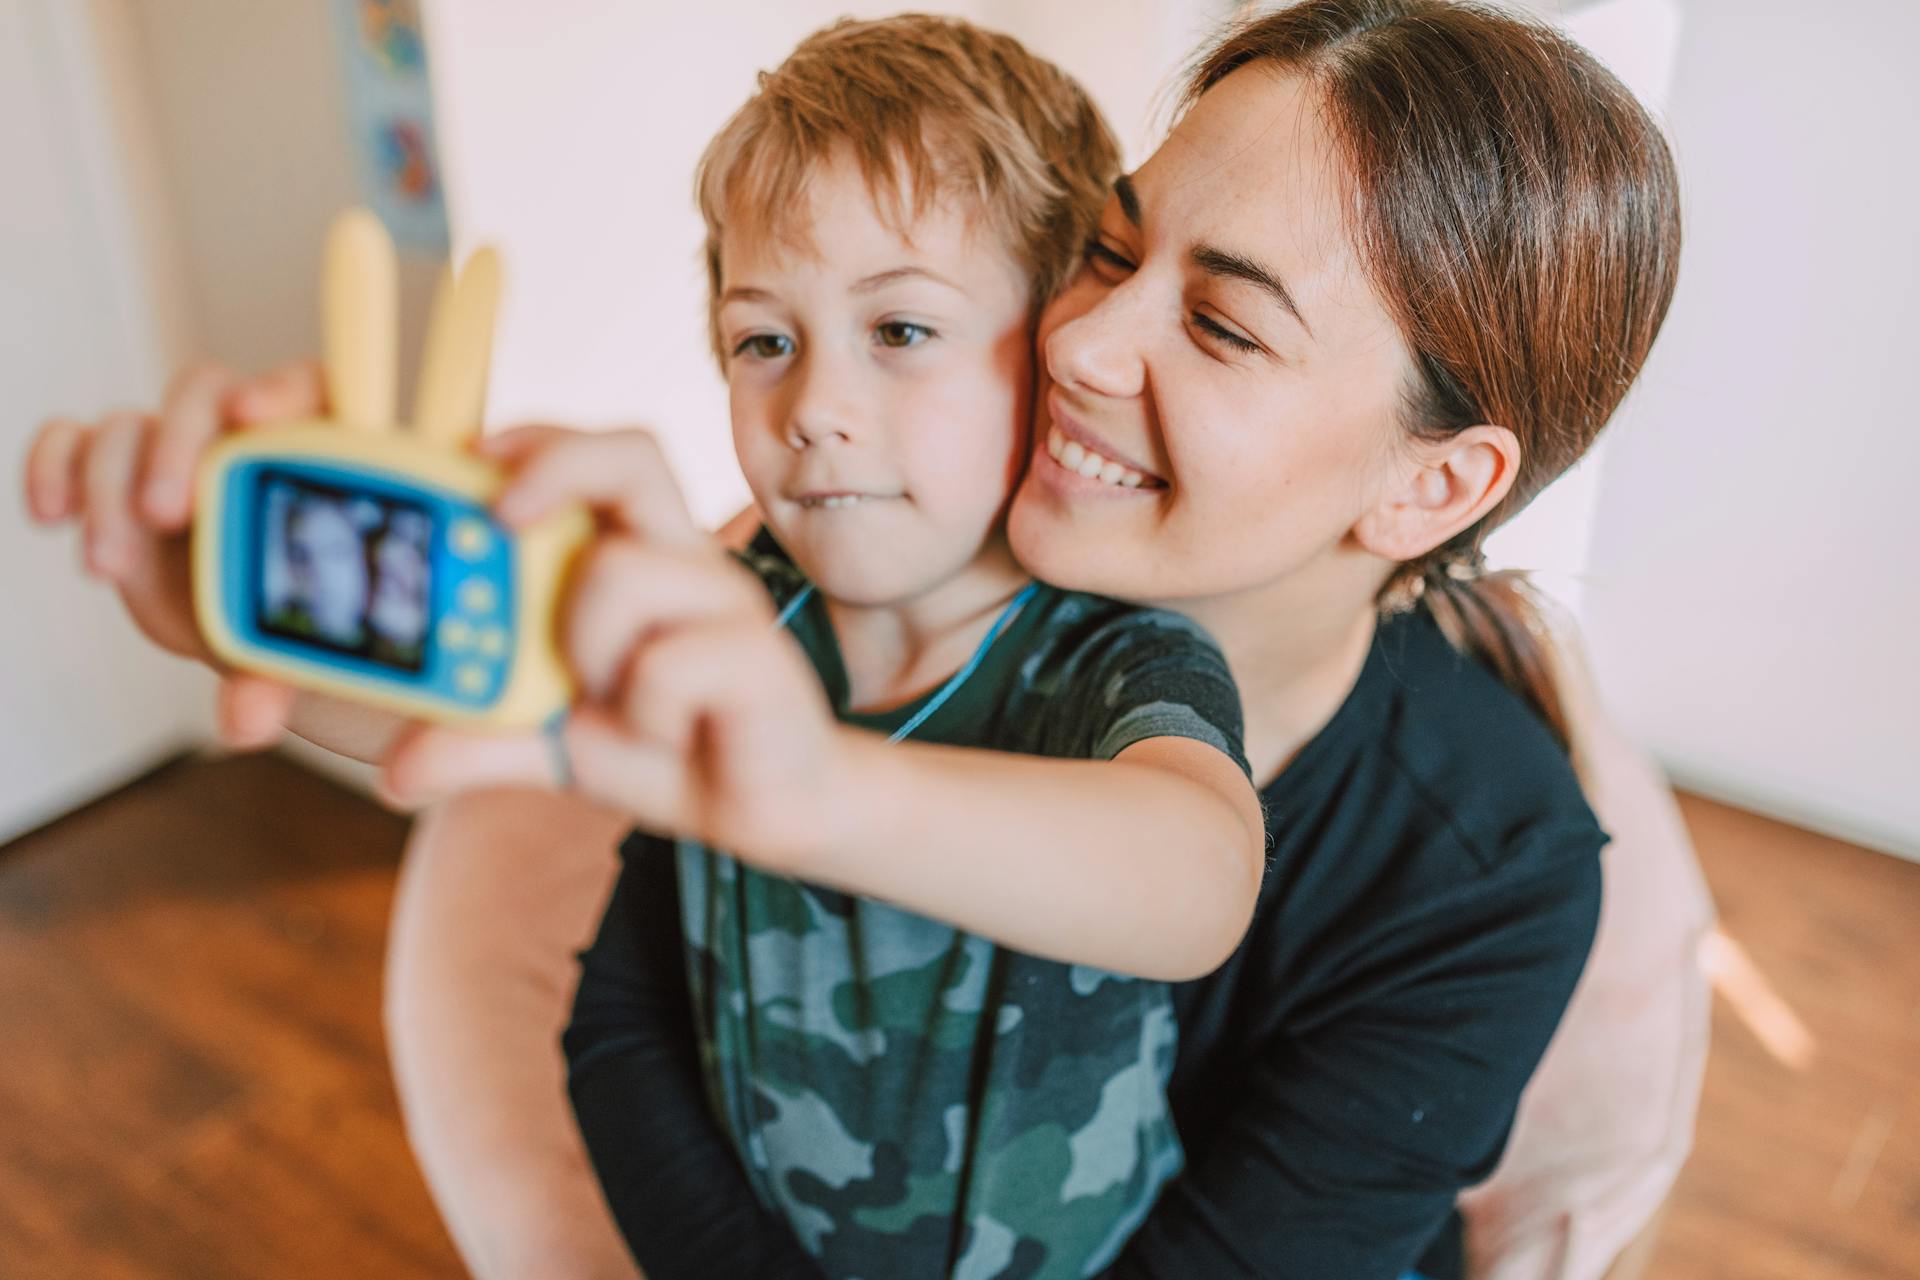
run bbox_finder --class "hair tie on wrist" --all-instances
[543,709,574,790]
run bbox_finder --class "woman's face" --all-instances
[1008,67,1416,606]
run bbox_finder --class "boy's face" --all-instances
[718,153,1033,609]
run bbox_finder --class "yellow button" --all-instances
[450,518,493,560]
[476,626,509,659]
[458,578,498,615]
[454,663,490,695]
[438,618,473,651]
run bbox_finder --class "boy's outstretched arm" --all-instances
[808,731,1265,981]
[382,428,1264,982]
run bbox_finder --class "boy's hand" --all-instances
[382,428,850,865]
[24,360,322,748]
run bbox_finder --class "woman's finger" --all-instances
[215,674,299,750]
[494,427,702,546]
[224,358,328,427]
[24,417,90,523]
[142,361,239,528]
[80,413,151,579]
[474,422,579,462]
[565,537,771,700]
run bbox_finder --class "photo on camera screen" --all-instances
[257,472,435,673]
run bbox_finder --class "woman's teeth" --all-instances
[1047,428,1149,489]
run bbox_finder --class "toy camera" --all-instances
[192,209,589,727]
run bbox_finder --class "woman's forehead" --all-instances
[1147,73,1357,260]
[1135,66,1391,344]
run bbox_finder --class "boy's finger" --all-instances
[620,622,812,777]
[216,674,298,750]
[225,359,328,426]
[25,417,90,523]
[81,413,151,578]
[144,361,238,527]
[495,428,702,545]
[380,722,554,809]
[566,707,690,824]
[565,538,771,700]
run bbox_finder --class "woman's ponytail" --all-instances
[1383,553,1571,752]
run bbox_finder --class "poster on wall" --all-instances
[334,0,449,254]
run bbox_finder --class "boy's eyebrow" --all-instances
[851,266,966,296]
[1192,245,1313,337]
[718,285,777,307]
[1114,174,1142,227]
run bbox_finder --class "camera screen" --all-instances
[256,472,435,673]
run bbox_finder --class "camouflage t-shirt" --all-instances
[676,547,1250,1280]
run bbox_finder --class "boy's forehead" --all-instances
[718,155,1017,292]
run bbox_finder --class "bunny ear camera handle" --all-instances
[192,209,588,728]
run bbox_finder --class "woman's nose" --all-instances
[1044,285,1149,401]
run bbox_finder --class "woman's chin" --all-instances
[1008,477,1137,601]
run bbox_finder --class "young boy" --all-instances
[483,16,1266,1280]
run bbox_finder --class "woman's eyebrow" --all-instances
[1192,245,1313,337]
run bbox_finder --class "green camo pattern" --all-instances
[679,847,1183,1279]
[677,546,1249,1279]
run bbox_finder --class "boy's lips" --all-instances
[786,487,905,510]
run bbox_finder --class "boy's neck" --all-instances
[821,533,1031,714]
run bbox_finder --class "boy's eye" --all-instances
[875,321,932,349]
[733,333,794,360]
[1084,239,1136,280]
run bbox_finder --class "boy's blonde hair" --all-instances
[696,14,1121,364]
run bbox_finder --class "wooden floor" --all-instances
[0,753,462,1278]
[0,753,1915,1279]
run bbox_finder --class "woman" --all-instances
[25,2,1709,1277]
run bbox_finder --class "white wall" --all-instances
[422,0,1229,527]
[1579,0,1920,857]
[0,0,211,841]
[128,0,441,397]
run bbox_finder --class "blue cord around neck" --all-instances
[774,581,1038,744]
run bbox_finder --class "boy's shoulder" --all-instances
[1023,584,1229,673]
[734,530,810,609]
[1004,584,1248,774]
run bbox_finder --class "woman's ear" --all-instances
[1354,424,1520,561]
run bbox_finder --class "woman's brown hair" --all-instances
[1189,0,1682,749]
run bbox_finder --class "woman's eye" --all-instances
[875,321,933,349]
[1084,239,1136,279]
[1192,312,1261,355]
[733,333,794,360]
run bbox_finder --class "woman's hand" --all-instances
[382,427,851,866]
[23,360,329,749]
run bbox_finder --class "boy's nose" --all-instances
[782,355,860,449]
[784,417,853,450]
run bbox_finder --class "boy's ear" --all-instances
[1354,424,1520,562]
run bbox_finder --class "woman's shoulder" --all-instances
[1275,608,1605,890]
